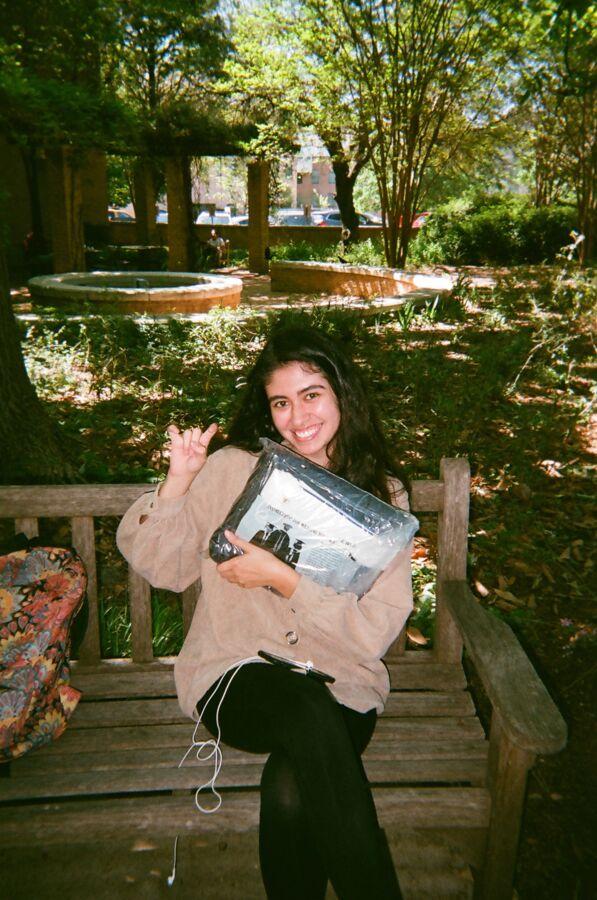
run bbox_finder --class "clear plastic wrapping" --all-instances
[209,439,419,598]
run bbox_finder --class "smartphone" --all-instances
[258,649,336,684]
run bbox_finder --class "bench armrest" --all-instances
[443,580,567,756]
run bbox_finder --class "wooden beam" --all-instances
[442,581,567,756]
[71,516,101,665]
[479,711,536,900]
[435,458,469,663]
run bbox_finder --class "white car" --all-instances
[196,211,232,225]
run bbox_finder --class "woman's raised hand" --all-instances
[160,423,218,498]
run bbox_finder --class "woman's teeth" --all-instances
[294,425,321,440]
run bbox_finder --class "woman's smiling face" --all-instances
[265,362,341,467]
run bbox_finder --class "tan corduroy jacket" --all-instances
[116,446,413,719]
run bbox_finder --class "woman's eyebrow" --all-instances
[267,384,326,402]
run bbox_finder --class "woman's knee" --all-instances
[261,752,304,825]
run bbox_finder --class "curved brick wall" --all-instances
[270,260,452,299]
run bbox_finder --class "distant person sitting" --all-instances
[207,229,228,267]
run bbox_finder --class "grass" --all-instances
[13,260,596,896]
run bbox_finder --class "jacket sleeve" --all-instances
[116,450,230,592]
[287,479,413,663]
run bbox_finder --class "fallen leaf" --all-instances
[559,547,571,560]
[412,546,428,560]
[131,839,157,852]
[498,574,515,589]
[407,626,429,645]
[494,588,524,605]
[473,579,490,598]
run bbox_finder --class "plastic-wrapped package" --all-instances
[209,439,418,598]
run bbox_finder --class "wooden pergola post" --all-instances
[46,147,85,273]
[133,158,158,245]
[247,160,269,274]
[81,150,108,227]
[165,155,194,271]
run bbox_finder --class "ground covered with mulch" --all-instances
[8,263,597,898]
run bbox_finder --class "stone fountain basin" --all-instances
[27,271,243,313]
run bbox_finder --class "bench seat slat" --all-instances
[1,756,488,802]
[68,660,468,698]
[0,787,490,847]
[11,737,489,777]
[17,719,488,756]
[64,693,478,730]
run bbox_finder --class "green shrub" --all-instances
[344,238,385,266]
[271,240,332,262]
[409,193,578,265]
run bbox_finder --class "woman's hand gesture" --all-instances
[160,423,218,498]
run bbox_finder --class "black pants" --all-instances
[198,662,401,900]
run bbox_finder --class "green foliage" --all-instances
[343,239,385,267]
[100,592,183,658]
[106,155,133,208]
[410,194,578,265]
[271,241,331,262]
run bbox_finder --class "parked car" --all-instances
[411,211,431,229]
[196,211,232,225]
[108,207,135,222]
[316,211,381,227]
[274,212,317,226]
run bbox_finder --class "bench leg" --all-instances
[477,711,535,900]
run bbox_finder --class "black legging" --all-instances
[198,662,402,900]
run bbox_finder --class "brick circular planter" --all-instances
[28,271,243,314]
[270,260,452,301]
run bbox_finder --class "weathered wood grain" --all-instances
[71,516,101,665]
[387,662,467,691]
[14,517,39,539]
[68,654,462,697]
[435,458,469,664]
[0,787,490,847]
[479,711,536,900]
[18,719,488,758]
[128,566,153,663]
[443,581,567,755]
[14,738,487,777]
[0,478,441,518]
[0,484,153,517]
[2,757,487,802]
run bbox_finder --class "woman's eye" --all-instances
[273,400,287,409]
[306,392,320,400]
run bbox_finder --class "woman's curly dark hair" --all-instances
[224,325,409,504]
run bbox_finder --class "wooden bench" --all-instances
[0,460,566,899]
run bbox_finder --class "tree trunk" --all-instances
[332,159,359,242]
[165,155,194,271]
[0,253,77,484]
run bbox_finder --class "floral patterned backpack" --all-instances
[0,544,87,761]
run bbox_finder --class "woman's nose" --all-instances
[289,402,309,427]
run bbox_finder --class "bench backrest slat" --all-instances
[0,462,468,668]
[71,516,101,665]
[128,566,153,663]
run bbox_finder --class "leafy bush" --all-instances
[344,238,385,266]
[410,193,578,265]
[271,240,333,262]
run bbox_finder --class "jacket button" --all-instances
[285,631,299,645]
